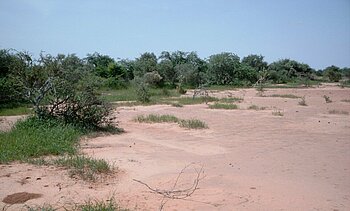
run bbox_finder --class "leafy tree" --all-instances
[207,52,240,85]
[324,65,342,82]
[268,59,313,83]
[86,52,115,78]
[0,49,26,104]
[133,52,158,77]
[241,54,268,72]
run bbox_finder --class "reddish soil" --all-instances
[0,84,349,210]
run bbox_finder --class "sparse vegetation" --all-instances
[298,96,308,106]
[178,119,208,129]
[26,198,128,211]
[323,95,332,103]
[341,99,350,103]
[134,114,179,123]
[134,114,208,129]
[272,110,284,116]
[209,103,238,110]
[248,105,266,110]
[219,97,243,103]
[171,103,183,107]
[54,155,112,181]
[328,110,349,115]
[268,94,300,98]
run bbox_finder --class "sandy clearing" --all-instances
[1,85,350,210]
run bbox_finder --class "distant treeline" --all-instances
[1,48,349,105]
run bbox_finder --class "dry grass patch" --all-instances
[268,94,300,99]
[328,110,349,115]
[134,114,208,129]
[209,103,238,110]
[248,105,267,110]
[272,110,284,116]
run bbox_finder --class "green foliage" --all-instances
[0,105,32,116]
[134,114,208,129]
[0,117,82,164]
[171,103,183,107]
[242,54,268,72]
[134,52,158,77]
[268,59,313,83]
[207,52,240,85]
[134,78,151,103]
[54,155,112,181]
[209,103,238,109]
[324,65,342,82]
[268,94,300,98]
[78,198,129,211]
[178,119,208,129]
[11,53,114,129]
[134,114,179,123]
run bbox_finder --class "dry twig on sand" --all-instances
[133,163,205,210]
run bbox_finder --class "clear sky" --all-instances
[0,0,349,70]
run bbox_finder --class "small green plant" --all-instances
[328,110,349,115]
[268,94,300,99]
[78,199,129,211]
[272,110,284,116]
[27,205,55,211]
[323,95,332,103]
[54,155,112,181]
[298,96,307,106]
[179,119,208,129]
[209,103,238,110]
[134,114,208,129]
[134,114,179,123]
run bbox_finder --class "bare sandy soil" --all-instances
[1,85,350,210]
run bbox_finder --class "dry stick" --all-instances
[133,163,204,211]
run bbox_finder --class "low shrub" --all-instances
[179,119,208,129]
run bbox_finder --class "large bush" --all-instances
[12,53,114,128]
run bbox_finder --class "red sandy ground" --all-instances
[1,84,349,210]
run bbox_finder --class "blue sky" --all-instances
[0,0,349,70]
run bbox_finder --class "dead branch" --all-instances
[133,163,205,210]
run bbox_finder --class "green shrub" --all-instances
[179,119,208,129]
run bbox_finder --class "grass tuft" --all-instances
[219,97,243,103]
[134,114,179,123]
[328,110,349,115]
[272,110,284,116]
[179,119,208,129]
[54,155,112,181]
[323,95,332,103]
[134,114,208,129]
[298,96,308,106]
[248,105,266,110]
[209,103,238,110]
[341,99,350,103]
[268,94,300,99]
[0,117,82,164]
[78,198,129,211]
[171,103,184,107]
